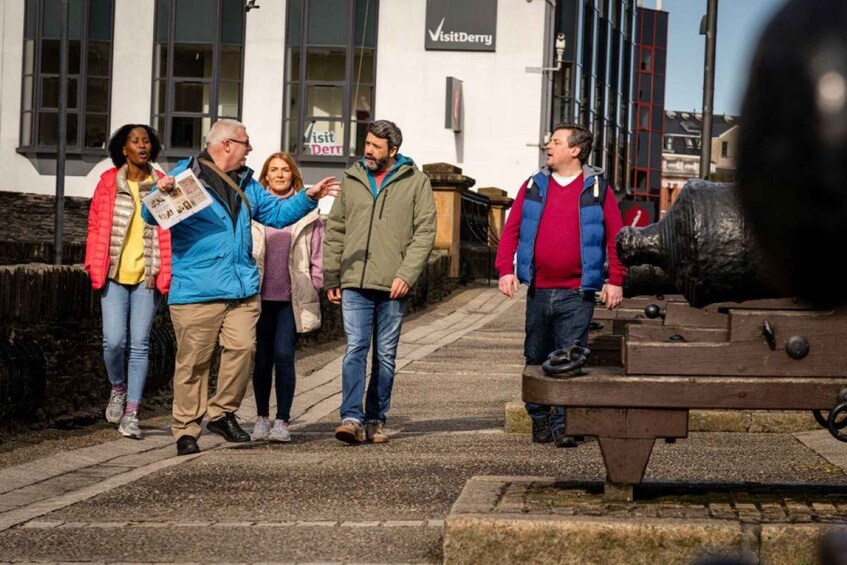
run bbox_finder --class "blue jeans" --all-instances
[252,300,297,421]
[524,287,595,432]
[340,289,407,423]
[100,279,158,405]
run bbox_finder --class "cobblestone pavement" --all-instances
[1,285,846,563]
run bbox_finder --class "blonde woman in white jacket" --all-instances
[250,152,324,442]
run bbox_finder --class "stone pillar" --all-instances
[423,163,475,278]
[477,187,514,248]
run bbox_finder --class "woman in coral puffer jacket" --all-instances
[84,124,171,440]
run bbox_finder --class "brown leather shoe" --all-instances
[335,419,365,444]
[365,420,388,443]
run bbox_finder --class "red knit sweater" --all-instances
[495,173,626,289]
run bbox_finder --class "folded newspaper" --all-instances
[142,168,213,229]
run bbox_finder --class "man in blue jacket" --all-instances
[142,119,340,456]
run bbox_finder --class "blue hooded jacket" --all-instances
[515,164,608,292]
[141,156,317,305]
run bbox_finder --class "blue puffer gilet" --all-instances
[515,165,607,292]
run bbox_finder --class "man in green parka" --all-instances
[324,120,436,444]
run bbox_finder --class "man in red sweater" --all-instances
[496,123,625,447]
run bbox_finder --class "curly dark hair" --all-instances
[107,124,163,168]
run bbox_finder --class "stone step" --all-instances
[504,401,821,434]
[443,476,847,565]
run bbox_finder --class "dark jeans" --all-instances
[524,287,595,431]
[252,300,297,421]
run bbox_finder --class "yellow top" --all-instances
[115,177,151,285]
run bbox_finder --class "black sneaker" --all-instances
[207,413,250,442]
[531,417,553,443]
[552,427,578,448]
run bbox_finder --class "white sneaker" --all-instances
[268,419,291,442]
[251,417,271,441]
[118,412,142,439]
[105,391,127,424]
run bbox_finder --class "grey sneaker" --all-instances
[268,420,291,443]
[365,420,388,443]
[118,411,142,439]
[335,418,365,444]
[105,391,127,424]
[251,417,271,441]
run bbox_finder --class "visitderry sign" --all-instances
[425,0,497,52]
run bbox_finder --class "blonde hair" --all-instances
[259,152,304,192]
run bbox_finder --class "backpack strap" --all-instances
[198,158,253,217]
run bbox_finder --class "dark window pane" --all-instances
[217,81,240,117]
[305,85,343,118]
[172,43,213,78]
[656,12,668,46]
[641,10,654,44]
[651,104,663,130]
[171,115,209,149]
[638,73,651,101]
[174,0,215,43]
[85,113,108,147]
[306,47,346,81]
[87,41,110,76]
[286,48,301,82]
[220,45,242,80]
[155,0,170,42]
[41,77,78,108]
[637,131,649,167]
[649,170,661,191]
[287,0,303,47]
[221,0,245,44]
[38,111,78,145]
[303,120,344,156]
[352,48,374,83]
[355,0,376,47]
[352,86,371,121]
[25,0,37,39]
[635,170,647,190]
[654,47,666,75]
[285,83,299,120]
[88,0,113,42]
[639,47,652,72]
[153,43,168,78]
[153,80,167,114]
[42,0,84,39]
[154,115,166,142]
[638,106,649,129]
[173,81,210,112]
[650,134,661,168]
[41,39,81,74]
[86,77,109,111]
[653,75,665,104]
[308,0,347,46]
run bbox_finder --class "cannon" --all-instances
[524,180,847,501]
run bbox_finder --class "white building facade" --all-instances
[0,0,555,203]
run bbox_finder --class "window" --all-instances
[664,136,673,151]
[20,0,114,151]
[721,141,729,158]
[284,0,378,160]
[153,0,245,151]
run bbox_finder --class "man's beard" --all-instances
[364,154,390,172]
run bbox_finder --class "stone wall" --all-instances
[0,192,89,265]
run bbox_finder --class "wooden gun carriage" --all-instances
[524,182,847,501]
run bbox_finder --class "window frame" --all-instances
[283,0,379,163]
[17,0,115,156]
[151,0,247,157]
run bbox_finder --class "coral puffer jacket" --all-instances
[84,166,172,293]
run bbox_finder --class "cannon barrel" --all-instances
[617,180,783,307]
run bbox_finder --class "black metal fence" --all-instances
[460,190,499,284]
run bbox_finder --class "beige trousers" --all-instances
[168,296,260,439]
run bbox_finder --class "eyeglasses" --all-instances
[227,138,251,148]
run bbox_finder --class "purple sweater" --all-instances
[261,219,324,301]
